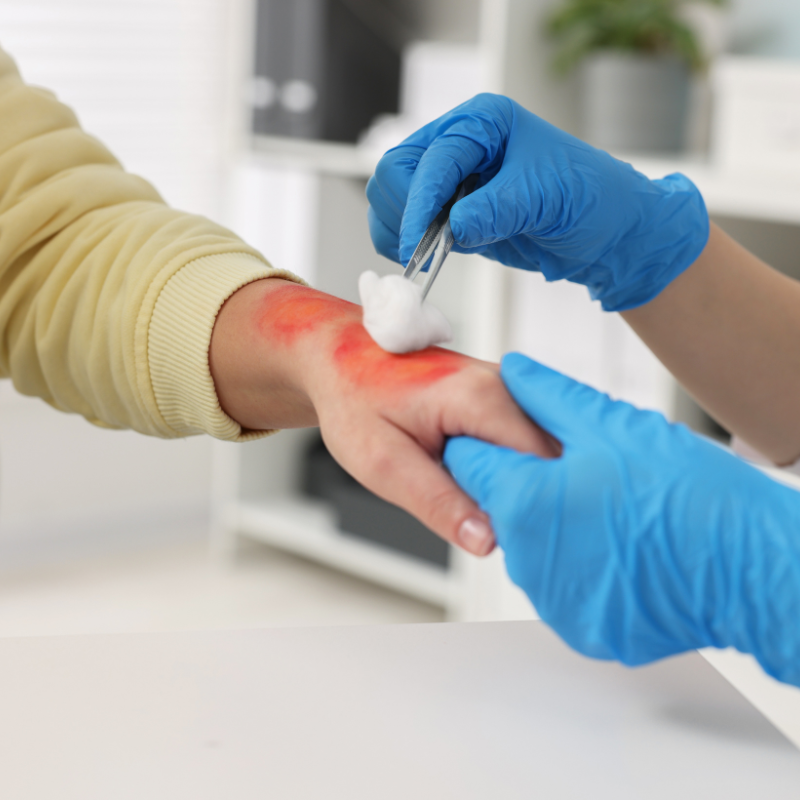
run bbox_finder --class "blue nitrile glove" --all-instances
[444,353,800,686]
[367,94,709,312]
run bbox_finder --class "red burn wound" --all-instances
[260,284,463,389]
[259,284,358,344]
[332,323,462,388]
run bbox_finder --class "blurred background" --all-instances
[2,0,800,743]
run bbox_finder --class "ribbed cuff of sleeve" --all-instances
[148,252,306,441]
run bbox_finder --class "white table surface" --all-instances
[0,620,797,799]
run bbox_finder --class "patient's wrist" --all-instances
[209,278,321,431]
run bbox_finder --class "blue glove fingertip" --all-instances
[367,207,400,263]
[501,353,563,405]
[443,436,498,506]
[500,351,540,380]
[500,354,596,445]
[445,435,548,509]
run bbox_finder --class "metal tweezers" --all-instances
[403,177,475,300]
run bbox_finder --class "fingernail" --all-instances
[457,517,495,557]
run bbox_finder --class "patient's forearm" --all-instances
[623,223,800,464]
[209,278,322,431]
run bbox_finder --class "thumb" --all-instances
[444,436,555,553]
[444,436,539,513]
[501,353,612,446]
[444,436,510,510]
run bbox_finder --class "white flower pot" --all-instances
[581,52,690,153]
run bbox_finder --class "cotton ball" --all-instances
[359,270,453,354]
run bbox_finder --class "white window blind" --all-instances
[0,0,240,220]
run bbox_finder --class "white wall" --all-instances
[0,0,247,567]
[731,0,800,59]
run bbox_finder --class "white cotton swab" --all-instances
[358,270,453,354]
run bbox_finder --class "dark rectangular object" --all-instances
[252,0,402,144]
[303,436,450,568]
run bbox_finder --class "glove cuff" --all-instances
[593,172,710,313]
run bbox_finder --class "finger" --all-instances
[469,235,544,272]
[443,436,546,544]
[437,366,561,459]
[398,112,510,265]
[483,232,594,285]
[397,136,486,266]
[367,207,400,263]
[366,144,425,236]
[450,241,490,257]
[479,235,591,285]
[339,421,497,557]
[501,353,609,445]
[444,436,513,510]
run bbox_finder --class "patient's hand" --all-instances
[210,279,557,556]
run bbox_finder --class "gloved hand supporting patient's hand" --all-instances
[368,94,709,311]
[444,353,800,686]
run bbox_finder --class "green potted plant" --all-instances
[546,0,728,153]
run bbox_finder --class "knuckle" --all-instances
[461,365,506,402]
[362,444,397,484]
[437,366,508,431]
[375,145,422,183]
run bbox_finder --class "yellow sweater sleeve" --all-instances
[0,47,303,441]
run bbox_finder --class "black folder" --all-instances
[252,0,403,144]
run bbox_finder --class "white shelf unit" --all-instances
[214,0,800,622]
[226,498,453,607]
[252,134,376,179]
